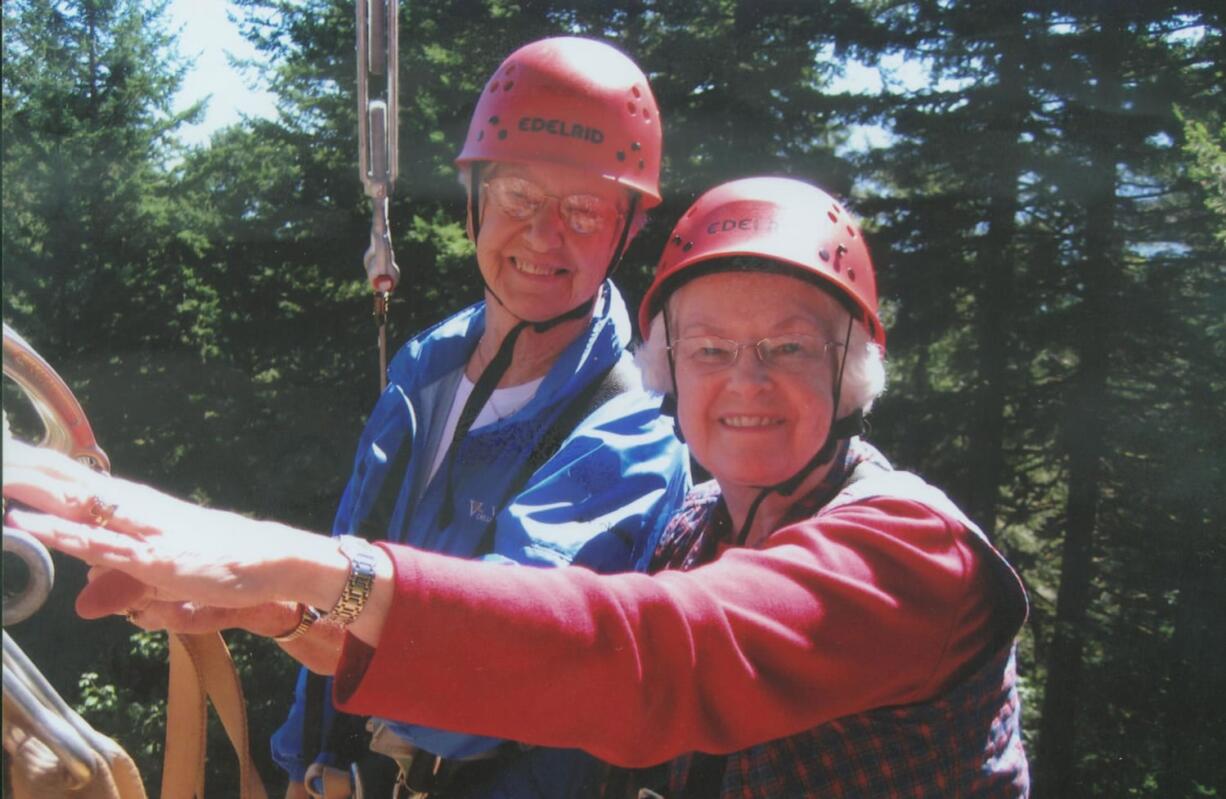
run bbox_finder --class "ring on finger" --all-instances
[86,495,118,528]
[123,601,151,624]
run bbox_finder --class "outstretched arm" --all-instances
[76,568,347,675]
[3,439,394,649]
[6,439,998,768]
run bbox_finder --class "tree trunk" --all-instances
[969,8,1025,537]
[1036,19,1123,796]
[1162,378,1226,794]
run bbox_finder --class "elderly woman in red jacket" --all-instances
[6,176,1029,797]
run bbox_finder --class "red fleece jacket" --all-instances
[333,495,996,767]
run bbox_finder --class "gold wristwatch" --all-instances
[325,535,378,627]
[274,603,322,643]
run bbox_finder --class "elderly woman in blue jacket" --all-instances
[68,37,688,799]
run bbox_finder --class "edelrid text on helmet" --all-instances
[455,37,663,208]
[639,177,885,347]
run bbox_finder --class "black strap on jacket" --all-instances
[303,356,635,790]
[470,356,633,558]
[435,293,597,530]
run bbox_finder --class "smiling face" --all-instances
[474,160,631,324]
[670,271,847,496]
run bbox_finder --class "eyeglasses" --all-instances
[483,175,622,236]
[668,334,842,374]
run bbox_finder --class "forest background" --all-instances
[3,0,1223,796]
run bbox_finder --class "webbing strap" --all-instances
[161,633,268,799]
[435,291,595,530]
[306,358,635,789]
[434,320,530,529]
[471,357,634,557]
[162,636,205,797]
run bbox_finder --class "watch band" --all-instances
[325,535,378,628]
[273,603,321,643]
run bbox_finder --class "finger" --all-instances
[76,569,153,620]
[8,507,146,570]
[133,601,238,635]
[4,443,150,533]
[3,466,80,521]
[4,459,108,527]
[3,438,101,489]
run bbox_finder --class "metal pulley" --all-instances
[356,0,399,389]
[3,323,110,626]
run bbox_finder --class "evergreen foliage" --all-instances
[3,0,1223,794]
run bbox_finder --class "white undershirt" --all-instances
[426,373,545,482]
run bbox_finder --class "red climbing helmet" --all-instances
[639,176,885,346]
[455,37,663,208]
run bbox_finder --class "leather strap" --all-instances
[161,634,205,798]
[160,633,268,799]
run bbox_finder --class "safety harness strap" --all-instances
[306,357,635,798]
[161,632,269,799]
[432,319,531,530]
[470,356,634,557]
[435,289,597,529]
[734,315,860,546]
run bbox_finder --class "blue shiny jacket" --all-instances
[271,283,690,796]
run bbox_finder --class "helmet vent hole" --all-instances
[632,86,642,98]
[616,151,626,162]
[848,268,856,281]
[672,235,682,245]
[683,241,694,252]
[477,131,485,141]
[819,249,830,262]
[504,81,515,91]
[643,109,651,120]
[631,141,641,151]
[846,225,856,238]
[638,160,646,170]
[827,210,838,223]
[627,102,637,114]
[498,129,508,140]
[506,65,516,75]
[490,81,501,93]
[489,116,499,125]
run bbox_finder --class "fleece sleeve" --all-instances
[334,496,1000,767]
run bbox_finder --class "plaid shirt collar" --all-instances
[651,439,866,572]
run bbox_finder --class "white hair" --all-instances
[634,300,887,418]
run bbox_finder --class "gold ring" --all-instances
[86,495,118,528]
[123,598,152,624]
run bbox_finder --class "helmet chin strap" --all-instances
[661,307,863,492]
[438,174,640,529]
[660,310,685,443]
[733,314,861,546]
[662,310,864,545]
